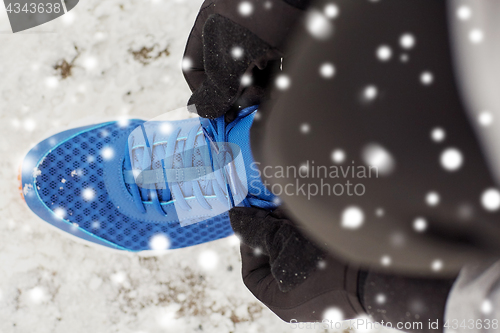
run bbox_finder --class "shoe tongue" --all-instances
[125,120,214,203]
[226,109,275,203]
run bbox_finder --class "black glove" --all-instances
[229,206,456,331]
[182,0,309,120]
[229,206,366,322]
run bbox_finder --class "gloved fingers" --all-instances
[240,243,365,322]
[230,206,327,292]
[229,206,284,254]
[182,0,217,92]
[182,0,308,119]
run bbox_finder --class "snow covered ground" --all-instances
[0,1,396,332]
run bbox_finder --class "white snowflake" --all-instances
[363,85,378,101]
[341,206,364,229]
[319,62,335,78]
[457,6,472,20]
[149,233,170,250]
[478,111,493,127]
[300,123,310,134]
[426,192,440,206]
[275,74,291,90]
[361,143,395,176]
[381,255,391,266]
[469,29,484,44]
[481,188,500,211]
[305,10,333,40]
[400,33,416,49]
[431,127,446,142]
[440,148,463,171]
[331,149,346,164]
[376,45,392,61]
[431,259,443,271]
[198,250,219,270]
[413,217,427,232]
[238,1,253,16]
[324,3,339,18]
[420,71,434,85]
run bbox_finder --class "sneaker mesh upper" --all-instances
[36,121,232,251]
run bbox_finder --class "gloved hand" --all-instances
[229,206,366,322]
[182,0,309,120]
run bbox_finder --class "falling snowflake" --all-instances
[61,11,75,25]
[238,1,253,16]
[149,233,170,250]
[275,74,291,90]
[300,123,310,134]
[457,6,472,20]
[431,259,443,271]
[440,148,464,172]
[54,208,66,219]
[431,127,446,142]
[400,33,416,49]
[45,76,59,88]
[323,307,344,322]
[341,206,364,229]
[426,192,440,206]
[82,188,96,201]
[413,217,428,232]
[160,122,173,134]
[29,286,47,304]
[362,143,395,176]
[198,250,219,270]
[118,117,130,127]
[241,74,252,87]
[231,46,244,60]
[381,255,391,266]
[324,3,339,18]
[481,188,500,211]
[110,271,127,284]
[478,111,493,127]
[362,85,378,101]
[420,71,434,85]
[390,232,405,247]
[24,118,36,132]
[305,10,333,40]
[319,62,335,78]
[227,235,241,246]
[481,299,493,315]
[375,208,384,217]
[469,29,484,44]
[376,45,392,61]
[83,56,98,70]
[101,147,114,160]
[400,54,409,63]
[331,149,346,164]
[375,293,386,304]
[181,57,192,71]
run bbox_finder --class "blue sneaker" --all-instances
[19,105,275,253]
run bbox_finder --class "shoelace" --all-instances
[124,116,247,216]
